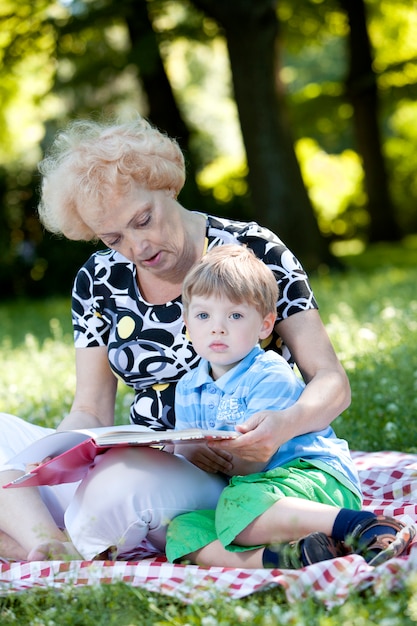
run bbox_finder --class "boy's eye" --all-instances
[231,313,243,320]
[197,312,209,320]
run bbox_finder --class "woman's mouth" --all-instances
[142,252,162,267]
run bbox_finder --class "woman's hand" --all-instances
[25,457,52,473]
[174,442,234,474]
[208,410,286,463]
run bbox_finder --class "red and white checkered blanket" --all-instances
[1,450,417,606]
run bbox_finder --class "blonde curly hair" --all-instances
[37,116,186,241]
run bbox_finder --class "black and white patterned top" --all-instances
[71,215,317,430]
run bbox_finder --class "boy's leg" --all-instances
[213,466,356,550]
[189,540,264,568]
[166,466,355,566]
[168,466,415,568]
[235,496,340,546]
[177,502,416,569]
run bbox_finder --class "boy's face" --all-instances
[185,294,275,380]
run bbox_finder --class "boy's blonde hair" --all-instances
[182,244,278,318]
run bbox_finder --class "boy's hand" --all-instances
[174,442,233,474]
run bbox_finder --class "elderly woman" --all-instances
[0,116,351,562]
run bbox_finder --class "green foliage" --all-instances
[1,0,417,294]
[0,297,133,426]
[311,237,417,452]
[280,0,417,238]
[1,241,417,622]
[386,100,417,233]
[0,584,187,626]
[0,163,101,298]
[0,0,59,165]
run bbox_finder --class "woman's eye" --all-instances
[135,214,151,228]
[106,237,121,247]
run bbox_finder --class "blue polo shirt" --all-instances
[175,345,361,498]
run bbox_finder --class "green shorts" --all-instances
[165,459,362,563]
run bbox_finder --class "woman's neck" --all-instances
[137,212,207,305]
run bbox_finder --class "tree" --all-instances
[41,0,332,268]
[3,0,416,297]
[188,0,331,269]
[123,0,205,210]
[338,0,400,241]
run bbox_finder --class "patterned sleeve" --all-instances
[236,224,318,322]
[207,217,317,323]
[71,255,111,348]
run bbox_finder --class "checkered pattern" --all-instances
[1,450,417,606]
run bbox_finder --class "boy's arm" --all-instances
[173,378,234,474]
[217,358,304,476]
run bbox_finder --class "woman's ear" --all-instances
[259,312,276,340]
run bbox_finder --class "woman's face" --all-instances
[86,183,198,283]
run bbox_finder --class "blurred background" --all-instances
[1,0,416,298]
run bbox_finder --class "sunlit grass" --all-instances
[310,246,417,453]
[0,297,133,427]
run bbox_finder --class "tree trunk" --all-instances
[339,0,400,242]
[124,0,205,210]
[190,0,331,270]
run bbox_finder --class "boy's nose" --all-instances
[211,325,225,334]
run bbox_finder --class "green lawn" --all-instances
[1,240,417,624]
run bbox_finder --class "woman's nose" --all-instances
[125,236,148,261]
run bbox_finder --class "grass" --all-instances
[1,240,417,624]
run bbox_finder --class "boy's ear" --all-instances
[259,312,276,340]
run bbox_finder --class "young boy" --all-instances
[166,244,415,569]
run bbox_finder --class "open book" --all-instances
[3,425,238,489]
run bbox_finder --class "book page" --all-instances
[8,430,91,466]
[92,427,239,446]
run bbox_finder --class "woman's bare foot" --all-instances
[27,540,82,561]
[0,530,27,561]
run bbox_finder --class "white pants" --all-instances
[0,413,227,559]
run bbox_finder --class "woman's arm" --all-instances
[57,346,118,431]
[278,308,351,427]
[209,309,350,463]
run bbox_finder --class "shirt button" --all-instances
[209,386,216,394]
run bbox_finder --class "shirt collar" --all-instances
[194,345,263,391]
